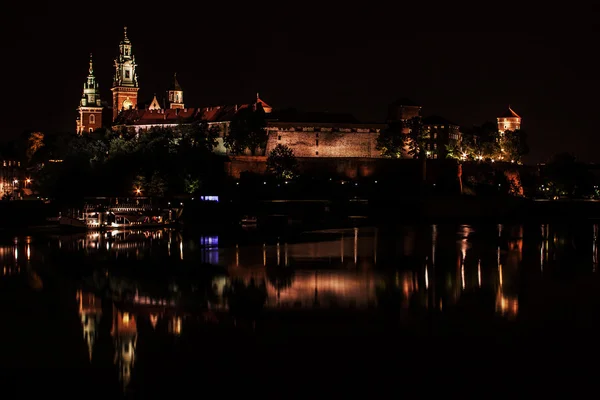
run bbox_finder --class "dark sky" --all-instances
[3,2,600,164]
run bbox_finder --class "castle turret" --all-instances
[497,106,521,133]
[167,73,184,109]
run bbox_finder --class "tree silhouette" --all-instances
[266,144,298,180]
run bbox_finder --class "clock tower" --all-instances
[111,26,139,121]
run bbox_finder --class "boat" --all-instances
[59,203,176,231]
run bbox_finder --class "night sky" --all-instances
[4,3,600,164]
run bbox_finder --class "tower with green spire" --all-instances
[111,26,139,121]
[77,54,103,134]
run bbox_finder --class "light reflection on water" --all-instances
[4,223,600,316]
[2,223,600,392]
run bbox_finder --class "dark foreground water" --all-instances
[2,223,600,396]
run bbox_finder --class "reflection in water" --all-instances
[6,223,600,392]
[594,224,598,272]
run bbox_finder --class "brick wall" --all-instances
[266,130,381,158]
[225,156,267,178]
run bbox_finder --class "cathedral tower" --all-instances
[77,54,103,134]
[167,73,184,109]
[111,27,139,121]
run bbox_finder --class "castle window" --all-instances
[89,114,95,124]
[89,128,93,133]
[125,70,130,79]
[278,135,281,141]
[316,151,319,156]
[316,139,319,146]
[316,133,319,138]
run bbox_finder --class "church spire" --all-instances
[168,72,184,109]
[89,53,94,75]
[77,53,103,134]
[112,27,140,120]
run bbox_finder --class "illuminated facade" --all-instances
[421,115,462,159]
[168,73,184,109]
[497,106,521,133]
[111,27,139,121]
[0,158,24,199]
[76,54,103,134]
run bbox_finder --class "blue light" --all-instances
[199,195,219,202]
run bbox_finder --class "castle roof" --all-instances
[113,94,272,126]
[113,104,247,125]
[499,106,521,119]
[170,73,182,91]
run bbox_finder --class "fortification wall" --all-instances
[265,131,380,158]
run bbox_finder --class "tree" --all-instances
[224,105,267,155]
[148,171,168,197]
[501,129,529,163]
[266,144,298,180]
[542,152,594,198]
[404,117,430,183]
[26,132,45,163]
[184,174,201,194]
[176,120,219,153]
[132,174,147,195]
[376,121,405,158]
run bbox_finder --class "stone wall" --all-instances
[224,155,452,182]
[266,130,379,158]
[224,156,267,179]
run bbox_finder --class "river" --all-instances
[1,222,598,396]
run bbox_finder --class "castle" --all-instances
[76,27,520,163]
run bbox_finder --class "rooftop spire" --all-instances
[124,26,128,41]
[89,53,94,75]
[172,72,181,90]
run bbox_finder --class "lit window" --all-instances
[89,114,95,124]
[89,128,93,133]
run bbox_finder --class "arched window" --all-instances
[89,114,95,124]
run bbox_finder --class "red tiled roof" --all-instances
[113,103,255,125]
[499,106,521,119]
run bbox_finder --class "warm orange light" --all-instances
[26,178,31,184]
[122,312,130,324]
